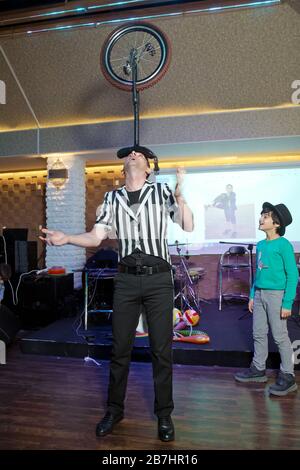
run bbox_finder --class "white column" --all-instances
[46,155,86,277]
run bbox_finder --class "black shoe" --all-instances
[234,364,268,383]
[158,416,175,442]
[268,371,298,396]
[95,411,124,437]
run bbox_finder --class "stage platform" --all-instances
[20,300,300,369]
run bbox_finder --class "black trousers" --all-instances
[107,271,174,417]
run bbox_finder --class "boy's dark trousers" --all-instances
[107,270,174,417]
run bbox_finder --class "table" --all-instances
[83,268,117,330]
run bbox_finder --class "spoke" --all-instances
[135,35,157,52]
[115,37,131,59]
[140,56,160,64]
[136,31,154,55]
[110,56,132,62]
[114,64,126,72]
[139,45,162,61]
[134,30,138,49]
[138,60,147,79]
[139,62,154,75]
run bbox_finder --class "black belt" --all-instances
[118,264,171,275]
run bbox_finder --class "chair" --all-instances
[218,246,252,311]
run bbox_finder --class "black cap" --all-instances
[117,145,160,174]
[262,202,293,236]
[117,145,157,160]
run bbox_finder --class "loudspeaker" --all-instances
[0,304,21,345]
[3,228,28,242]
[15,241,38,273]
[2,229,28,275]
[17,274,74,327]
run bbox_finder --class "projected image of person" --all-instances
[209,184,237,237]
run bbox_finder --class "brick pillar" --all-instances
[46,155,86,276]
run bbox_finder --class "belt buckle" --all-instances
[134,263,142,275]
[137,265,150,276]
[140,265,148,276]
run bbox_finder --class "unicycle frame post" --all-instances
[130,49,140,146]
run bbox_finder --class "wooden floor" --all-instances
[0,343,300,450]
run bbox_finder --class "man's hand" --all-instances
[175,167,186,196]
[173,167,194,232]
[39,227,69,246]
[176,166,186,185]
[281,308,292,319]
[248,298,254,313]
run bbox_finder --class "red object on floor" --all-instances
[173,331,210,344]
[48,266,66,275]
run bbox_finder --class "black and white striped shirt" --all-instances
[95,180,181,264]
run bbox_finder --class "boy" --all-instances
[235,202,298,396]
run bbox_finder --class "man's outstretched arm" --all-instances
[39,224,107,248]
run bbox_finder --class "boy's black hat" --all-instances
[117,145,160,173]
[262,202,292,236]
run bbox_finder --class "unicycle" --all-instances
[100,22,171,92]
